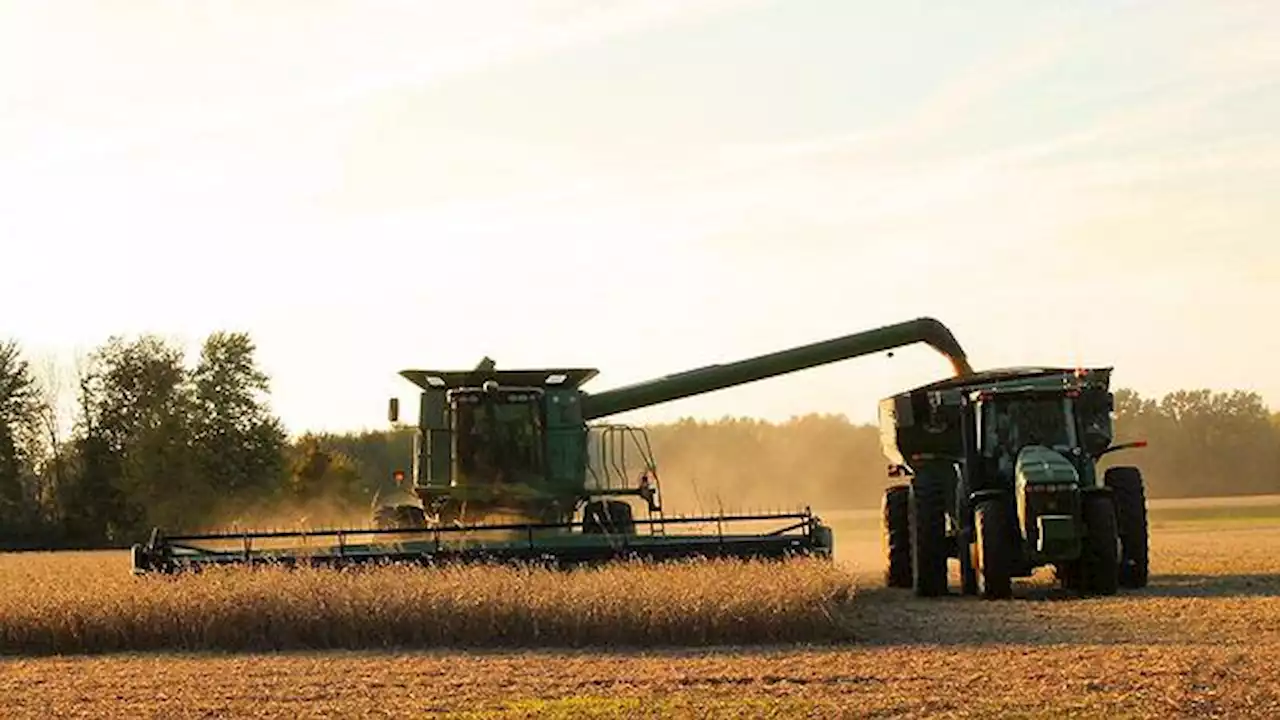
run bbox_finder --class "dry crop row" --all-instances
[0,552,858,655]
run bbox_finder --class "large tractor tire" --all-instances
[1105,466,1150,589]
[974,498,1014,599]
[373,504,427,530]
[583,500,636,535]
[882,484,913,588]
[1078,493,1120,596]
[958,526,979,596]
[909,472,949,597]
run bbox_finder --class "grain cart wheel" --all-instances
[583,500,636,535]
[882,485,913,588]
[909,472,949,597]
[1079,493,1120,596]
[974,498,1013,600]
[1104,466,1150,588]
[958,527,979,596]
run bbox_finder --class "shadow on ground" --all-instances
[1138,573,1280,598]
[837,568,1280,648]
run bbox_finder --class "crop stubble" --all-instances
[3,505,1280,718]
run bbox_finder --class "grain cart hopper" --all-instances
[878,367,1150,599]
[132,317,974,574]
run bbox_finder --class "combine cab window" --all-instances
[455,397,544,485]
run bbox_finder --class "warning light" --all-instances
[393,470,406,484]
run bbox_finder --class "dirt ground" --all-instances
[3,506,1279,718]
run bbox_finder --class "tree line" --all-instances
[2,332,1278,546]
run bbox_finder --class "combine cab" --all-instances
[878,367,1151,599]
[132,316,977,574]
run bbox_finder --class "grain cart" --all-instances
[878,367,1150,599]
[132,317,975,573]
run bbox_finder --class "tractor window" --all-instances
[982,396,1077,458]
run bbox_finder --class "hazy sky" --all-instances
[2,0,1277,434]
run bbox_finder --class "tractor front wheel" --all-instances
[1105,466,1150,589]
[883,485,912,588]
[975,498,1014,599]
[1079,493,1120,596]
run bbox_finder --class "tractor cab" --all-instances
[971,386,1086,491]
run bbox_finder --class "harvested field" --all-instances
[2,498,1279,718]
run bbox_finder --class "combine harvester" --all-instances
[131,317,974,574]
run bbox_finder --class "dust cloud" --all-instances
[644,415,891,517]
[197,496,377,534]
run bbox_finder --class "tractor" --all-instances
[879,367,1150,599]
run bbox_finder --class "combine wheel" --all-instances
[974,498,1013,599]
[1079,493,1120,596]
[909,471,949,597]
[373,504,427,530]
[583,500,636,535]
[1105,466,1150,588]
[882,485,912,588]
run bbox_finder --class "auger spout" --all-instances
[580,317,973,421]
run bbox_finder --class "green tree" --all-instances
[190,332,287,508]
[0,340,46,534]
[1108,387,1278,497]
[285,434,367,507]
[69,335,196,538]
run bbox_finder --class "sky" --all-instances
[2,0,1278,435]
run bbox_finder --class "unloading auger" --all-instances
[131,317,973,573]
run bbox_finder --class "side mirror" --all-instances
[388,397,400,423]
[1082,427,1110,456]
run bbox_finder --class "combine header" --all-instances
[132,317,975,574]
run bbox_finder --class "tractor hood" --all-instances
[1015,445,1079,488]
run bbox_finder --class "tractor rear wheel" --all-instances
[974,498,1013,599]
[1079,493,1120,596]
[883,485,912,588]
[1105,466,1150,588]
[583,500,636,535]
[909,472,949,597]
